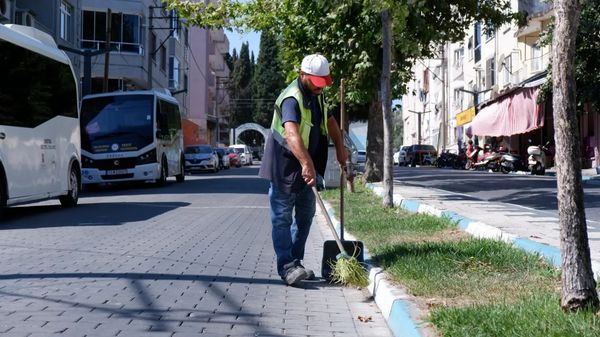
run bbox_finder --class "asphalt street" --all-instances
[0,166,391,337]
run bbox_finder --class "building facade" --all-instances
[0,0,230,147]
[403,0,555,162]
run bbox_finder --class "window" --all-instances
[169,56,180,89]
[484,24,495,41]
[474,23,481,63]
[157,99,181,139]
[170,9,179,40]
[0,40,78,127]
[531,43,542,72]
[453,48,464,69]
[503,55,512,84]
[453,88,464,109]
[60,1,73,42]
[486,58,496,88]
[81,10,142,54]
[184,28,189,47]
[467,36,474,60]
[160,46,167,72]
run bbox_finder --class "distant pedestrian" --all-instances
[259,53,348,285]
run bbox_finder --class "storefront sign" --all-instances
[456,107,475,126]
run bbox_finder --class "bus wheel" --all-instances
[157,158,168,186]
[176,159,185,183]
[60,165,80,207]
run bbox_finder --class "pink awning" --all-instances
[471,86,544,137]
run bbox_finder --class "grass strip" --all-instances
[321,182,600,336]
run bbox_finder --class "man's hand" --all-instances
[336,148,349,170]
[301,163,317,186]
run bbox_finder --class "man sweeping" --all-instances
[259,53,348,286]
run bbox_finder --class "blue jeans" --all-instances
[269,183,316,277]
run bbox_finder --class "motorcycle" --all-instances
[500,152,522,173]
[472,144,501,172]
[527,141,550,175]
[465,145,483,170]
[436,150,458,168]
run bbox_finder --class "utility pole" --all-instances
[103,9,112,92]
[147,5,153,89]
[408,107,430,145]
[59,46,109,97]
[442,43,448,151]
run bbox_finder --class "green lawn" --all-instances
[320,182,600,336]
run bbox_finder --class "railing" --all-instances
[80,40,144,55]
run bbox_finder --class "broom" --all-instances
[312,186,369,288]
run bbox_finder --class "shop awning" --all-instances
[471,86,544,137]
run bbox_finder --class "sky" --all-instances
[225,30,261,58]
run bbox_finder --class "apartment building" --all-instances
[403,0,554,160]
[0,0,230,147]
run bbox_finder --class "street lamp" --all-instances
[408,89,430,145]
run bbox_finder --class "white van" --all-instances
[229,144,253,166]
[0,24,81,211]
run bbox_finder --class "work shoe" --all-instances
[284,266,308,285]
[298,264,316,280]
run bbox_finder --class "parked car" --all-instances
[227,148,242,167]
[215,147,230,169]
[357,150,366,165]
[406,144,438,166]
[393,145,411,166]
[229,144,253,165]
[184,144,219,173]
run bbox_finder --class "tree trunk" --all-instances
[553,0,599,311]
[364,100,383,182]
[381,9,393,207]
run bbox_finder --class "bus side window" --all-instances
[167,102,180,138]
[156,100,169,139]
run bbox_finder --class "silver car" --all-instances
[184,144,219,173]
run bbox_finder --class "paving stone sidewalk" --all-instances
[0,178,391,337]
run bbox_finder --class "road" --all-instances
[393,166,600,224]
[0,166,391,337]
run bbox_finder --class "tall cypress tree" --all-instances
[230,43,253,126]
[252,30,284,127]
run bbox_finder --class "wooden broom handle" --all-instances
[312,186,347,255]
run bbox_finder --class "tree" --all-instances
[381,8,393,206]
[252,30,285,128]
[168,0,516,206]
[230,42,254,127]
[552,0,599,311]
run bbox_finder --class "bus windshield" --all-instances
[81,95,154,153]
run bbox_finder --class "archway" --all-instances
[230,123,269,145]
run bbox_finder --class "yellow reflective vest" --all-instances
[271,80,328,149]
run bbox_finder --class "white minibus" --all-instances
[80,90,185,186]
[0,24,81,211]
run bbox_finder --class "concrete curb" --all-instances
[321,200,424,337]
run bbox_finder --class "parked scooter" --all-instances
[500,152,522,173]
[465,145,483,170]
[472,144,501,172]
[527,141,550,175]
